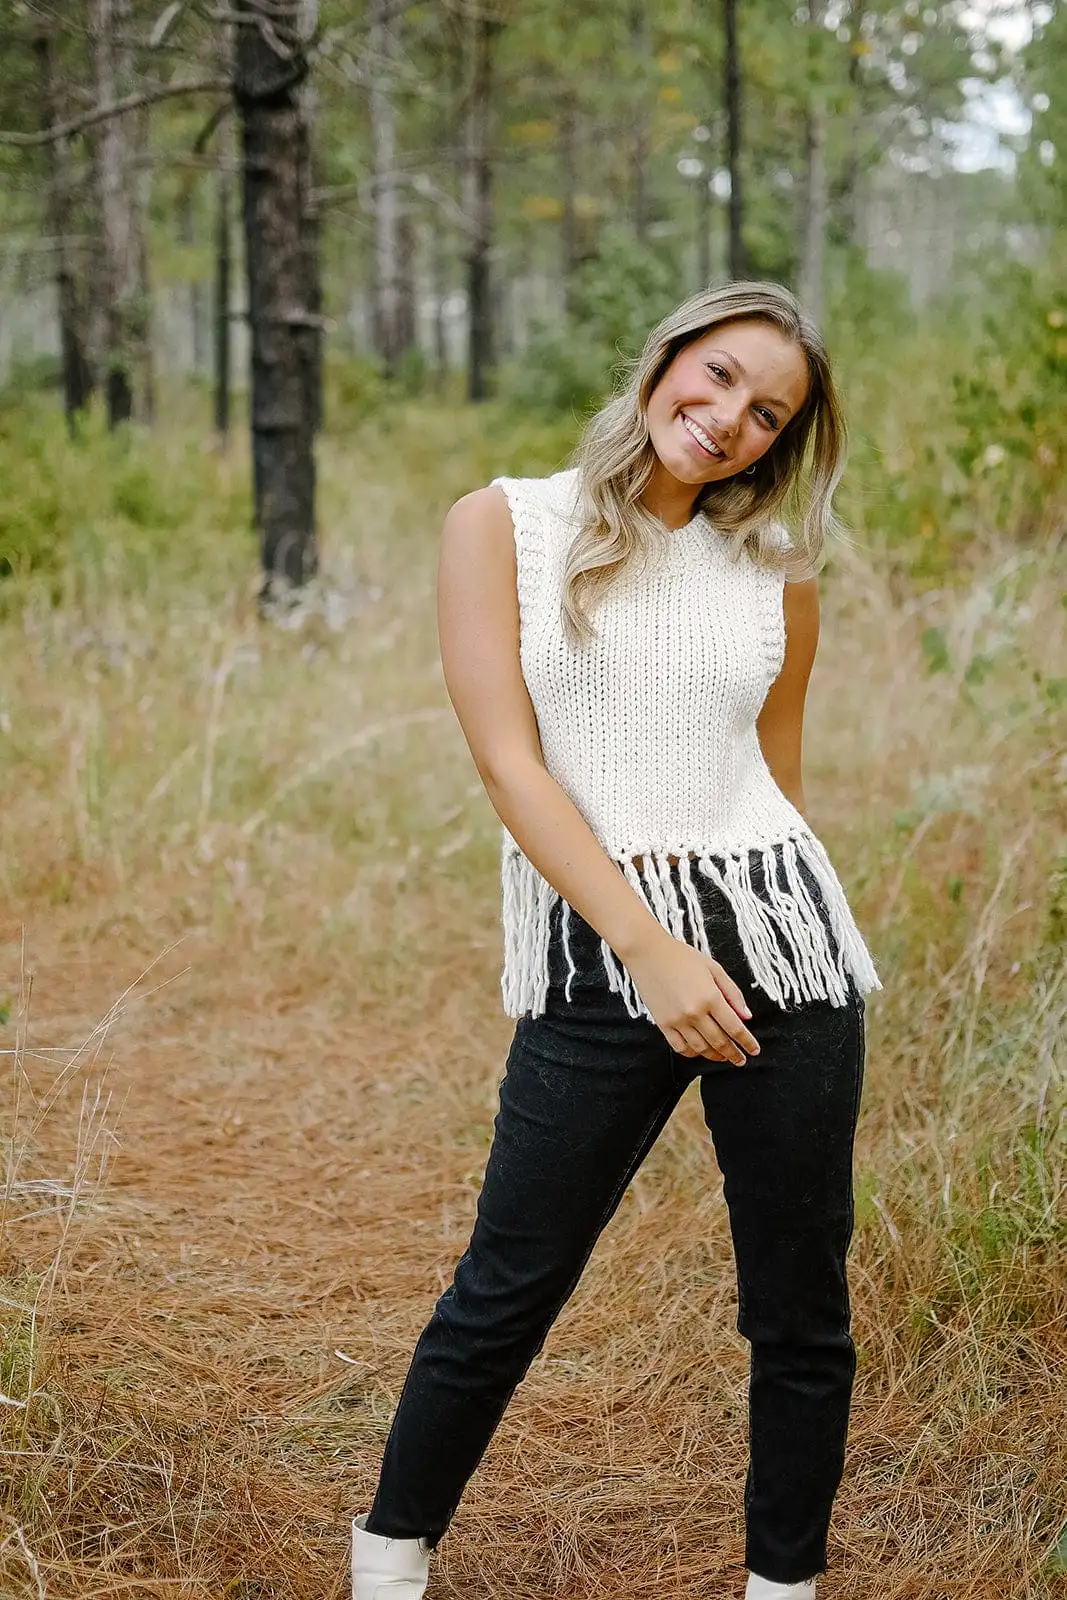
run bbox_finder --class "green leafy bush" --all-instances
[497,228,684,418]
[0,399,251,599]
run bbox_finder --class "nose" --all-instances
[709,396,745,436]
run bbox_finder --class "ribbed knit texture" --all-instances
[492,468,883,1021]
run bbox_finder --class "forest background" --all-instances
[0,1,1064,1597]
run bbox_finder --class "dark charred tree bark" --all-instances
[33,26,94,429]
[463,8,501,403]
[723,0,745,279]
[234,1,319,598]
[214,117,234,442]
[298,0,323,433]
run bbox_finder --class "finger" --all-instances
[712,964,753,1021]
[707,994,760,1056]
[664,1027,694,1057]
[683,1022,743,1066]
[667,1026,726,1062]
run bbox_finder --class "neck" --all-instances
[639,460,701,530]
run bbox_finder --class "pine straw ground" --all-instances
[0,407,1065,1600]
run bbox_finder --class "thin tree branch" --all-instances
[0,77,229,148]
[149,1,188,47]
[193,100,233,153]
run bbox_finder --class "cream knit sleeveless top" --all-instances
[491,467,882,1021]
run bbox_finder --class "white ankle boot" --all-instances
[745,1574,816,1599]
[351,1514,431,1600]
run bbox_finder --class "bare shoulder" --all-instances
[440,478,521,593]
[782,575,820,657]
[783,573,820,612]
[439,485,516,606]
[442,483,514,538]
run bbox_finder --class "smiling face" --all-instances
[644,317,812,498]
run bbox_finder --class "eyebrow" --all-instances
[706,347,796,418]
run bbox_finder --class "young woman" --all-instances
[351,280,882,1600]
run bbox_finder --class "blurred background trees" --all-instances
[0,0,1062,594]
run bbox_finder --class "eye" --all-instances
[755,408,779,429]
[706,362,730,382]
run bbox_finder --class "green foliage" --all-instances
[946,1123,1065,1315]
[324,357,390,426]
[1,353,63,397]
[496,322,614,419]
[0,399,252,597]
[497,230,684,418]
[568,227,686,361]
[0,1275,39,1403]
[819,242,1067,582]
[1050,1521,1067,1575]
[949,257,1067,520]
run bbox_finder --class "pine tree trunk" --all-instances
[369,0,403,377]
[463,11,500,403]
[840,0,868,248]
[214,117,233,443]
[723,0,745,279]
[298,0,323,432]
[396,209,418,363]
[697,165,712,288]
[800,2,828,321]
[559,91,578,316]
[178,181,200,370]
[92,0,153,427]
[93,0,132,424]
[213,28,235,444]
[800,100,827,319]
[234,1,319,599]
[432,217,449,390]
[34,28,94,427]
[630,5,650,243]
[133,102,156,424]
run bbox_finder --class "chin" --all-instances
[661,450,709,485]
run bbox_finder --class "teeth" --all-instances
[682,414,723,456]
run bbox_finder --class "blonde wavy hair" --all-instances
[563,280,849,647]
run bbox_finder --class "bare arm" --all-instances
[437,486,760,1064]
[436,486,664,964]
[756,576,820,818]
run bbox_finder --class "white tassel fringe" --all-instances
[501,832,882,1021]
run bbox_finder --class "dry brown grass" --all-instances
[0,403,1064,1598]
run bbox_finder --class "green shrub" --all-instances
[0,398,252,602]
[324,355,389,425]
[496,323,613,419]
[497,228,685,419]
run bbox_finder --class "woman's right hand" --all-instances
[624,929,761,1065]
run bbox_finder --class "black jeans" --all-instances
[366,849,867,1585]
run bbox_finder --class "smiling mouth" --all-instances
[680,412,727,460]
